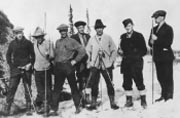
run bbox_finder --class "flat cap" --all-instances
[152,10,166,18]
[57,24,69,31]
[122,18,133,27]
[13,26,24,33]
[74,21,86,27]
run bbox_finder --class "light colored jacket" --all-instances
[86,33,117,69]
[34,39,54,71]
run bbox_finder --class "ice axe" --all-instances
[18,66,38,113]
[151,18,155,104]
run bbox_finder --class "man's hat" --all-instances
[74,21,86,27]
[57,24,69,31]
[13,26,24,33]
[152,10,166,18]
[32,27,46,37]
[94,19,106,29]
[122,18,133,27]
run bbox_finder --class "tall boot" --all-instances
[124,96,133,107]
[75,106,81,114]
[87,96,97,110]
[109,96,119,110]
[140,95,147,109]
[26,102,32,116]
[3,103,11,116]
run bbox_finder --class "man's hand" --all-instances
[25,63,32,71]
[98,50,105,57]
[150,34,157,44]
[151,34,157,40]
[71,60,76,66]
[118,48,123,56]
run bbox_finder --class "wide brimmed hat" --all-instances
[13,26,24,33]
[122,18,133,27]
[94,19,106,29]
[32,27,46,37]
[74,21,86,27]
[152,10,166,18]
[57,24,69,31]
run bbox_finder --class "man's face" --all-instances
[155,16,164,24]
[125,23,133,33]
[96,28,104,36]
[77,25,85,34]
[59,30,68,38]
[15,32,23,40]
[35,36,44,44]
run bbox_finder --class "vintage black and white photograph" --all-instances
[0,0,180,118]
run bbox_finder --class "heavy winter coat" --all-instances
[120,31,147,73]
[6,37,35,76]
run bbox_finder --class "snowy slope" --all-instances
[2,56,180,118]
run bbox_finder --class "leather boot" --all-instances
[124,96,133,107]
[155,96,164,102]
[3,103,11,116]
[87,96,97,110]
[109,96,119,110]
[26,102,32,116]
[75,106,81,114]
[140,95,147,109]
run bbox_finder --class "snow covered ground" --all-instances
[1,56,180,118]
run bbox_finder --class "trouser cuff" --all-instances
[125,90,133,96]
[139,89,146,95]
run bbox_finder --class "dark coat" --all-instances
[71,33,90,72]
[120,31,147,73]
[148,23,174,62]
[6,37,35,76]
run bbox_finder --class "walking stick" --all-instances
[151,18,155,104]
[44,68,48,117]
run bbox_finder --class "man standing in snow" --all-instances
[149,10,174,102]
[32,27,54,114]
[4,26,35,116]
[86,19,119,110]
[51,24,86,115]
[71,21,92,106]
[119,18,147,108]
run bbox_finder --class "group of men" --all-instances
[0,9,174,116]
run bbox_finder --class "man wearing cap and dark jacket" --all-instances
[86,19,119,110]
[4,26,35,116]
[119,18,147,108]
[51,24,86,115]
[149,10,174,102]
[32,27,54,114]
[71,21,91,106]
